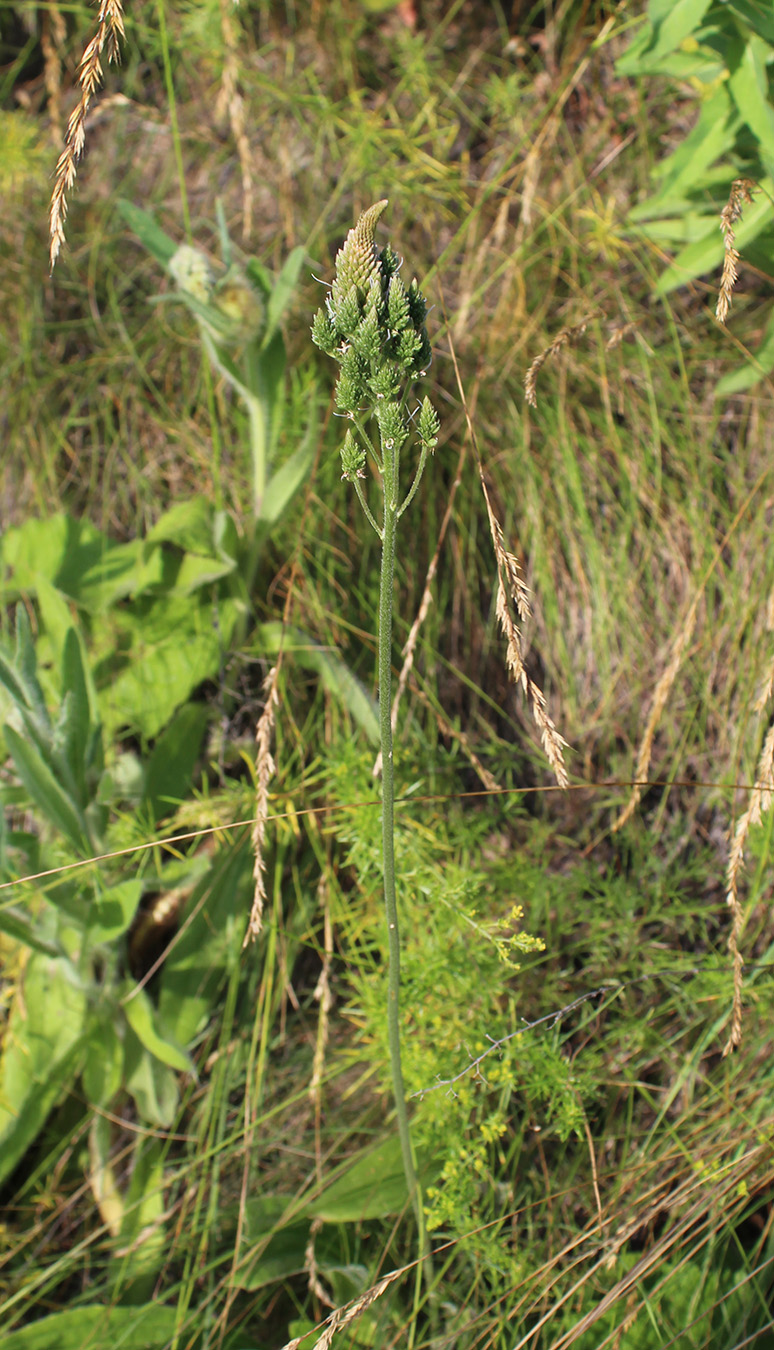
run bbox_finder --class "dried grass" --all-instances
[243,665,280,946]
[41,6,67,142]
[524,313,598,408]
[278,1267,405,1350]
[49,0,126,270]
[215,0,254,241]
[716,178,757,325]
[723,720,774,1054]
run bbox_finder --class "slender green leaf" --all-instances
[54,626,95,805]
[616,0,714,74]
[124,1034,179,1128]
[4,724,91,852]
[265,245,307,340]
[117,198,179,268]
[122,983,195,1075]
[645,88,739,202]
[0,905,65,958]
[259,431,317,528]
[726,0,774,44]
[728,37,774,162]
[716,306,774,394]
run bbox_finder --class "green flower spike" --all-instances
[330,198,388,310]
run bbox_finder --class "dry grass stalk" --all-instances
[612,595,700,833]
[716,178,757,324]
[723,722,774,1054]
[304,1217,335,1309]
[215,0,254,241]
[279,1268,404,1350]
[243,665,280,946]
[486,495,569,787]
[41,6,67,142]
[524,312,598,408]
[49,0,125,270]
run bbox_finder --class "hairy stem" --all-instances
[379,439,430,1276]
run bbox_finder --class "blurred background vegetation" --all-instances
[2,1,774,1346]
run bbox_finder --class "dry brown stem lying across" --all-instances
[716,178,757,325]
[243,665,280,945]
[49,0,126,270]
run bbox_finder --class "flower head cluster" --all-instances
[312,201,434,444]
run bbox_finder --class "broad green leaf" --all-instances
[4,724,91,852]
[728,37,774,162]
[656,176,774,293]
[237,1196,311,1290]
[308,1135,426,1221]
[100,594,239,740]
[257,622,380,745]
[157,841,252,1048]
[0,953,88,1185]
[146,496,214,553]
[82,1018,124,1105]
[142,702,210,822]
[0,513,71,591]
[122,983,195,1074]
[265,245,307,341]
[3,1304,178,1350]
[118,198,179,268]
[716,306,774,394]
[89,877,142,943]
[258,431,317,528]
[168,549,236,594]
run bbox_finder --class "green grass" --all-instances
[2,1,774,1347]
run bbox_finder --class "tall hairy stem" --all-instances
[379,443,432,1290]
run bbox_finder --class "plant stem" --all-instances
[378,439,430,1271]
[247,393,267,519]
